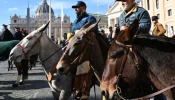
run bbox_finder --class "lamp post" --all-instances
[49,0,52,38]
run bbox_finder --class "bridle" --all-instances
[114,39,133,85]
[17,32,43,59]
[63,32,95,69]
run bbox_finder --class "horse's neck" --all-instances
[91,37,104,76]
[133,43,175,73]
[39,34,63,73]
[96,36,109,61]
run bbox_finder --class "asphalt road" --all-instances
[0,61,101,100]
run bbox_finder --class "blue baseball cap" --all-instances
[72,1,86,8]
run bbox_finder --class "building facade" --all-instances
[9,0,71,41]
[142,0,175,36]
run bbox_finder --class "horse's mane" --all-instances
[95,33,110,46]
[134,34,175,52]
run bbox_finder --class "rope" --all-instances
[116,85,126,100]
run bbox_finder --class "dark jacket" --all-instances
[116,4,151,35]
[152,22,166,36]
[0,29,14,41]
[108,30,113,43]
[72,12,98,34]
[14,31,23,40]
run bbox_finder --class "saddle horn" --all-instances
[37,21,50,32]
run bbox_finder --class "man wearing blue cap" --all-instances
[113,0,151,38]
[71,1,98,100]
[71,1,98,35]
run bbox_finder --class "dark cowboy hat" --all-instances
[15,27,20,30]
[152,16,159,21]
[2,24,7,27]
[72,1,86,8]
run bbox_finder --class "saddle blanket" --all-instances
[0,40,20,61]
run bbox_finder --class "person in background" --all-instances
[108,26,113,44]
[99,29,107,39]
[21,29,28,38]
[0,24,14,41]
[13,27,23,40]
[60,33,67,48]
[152,16,166,36]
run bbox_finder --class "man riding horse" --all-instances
[69,1,98,99]
[108,0,166,99]
[112,0,151,39]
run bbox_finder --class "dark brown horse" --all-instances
[100,19,175,100]
[56,20,110,99]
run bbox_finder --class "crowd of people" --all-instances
[0,24,28,41]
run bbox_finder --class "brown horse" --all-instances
[56,20,110,99]
[100,19,175,100]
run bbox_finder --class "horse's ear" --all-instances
[118,19,139,42]
[128,19,139,37]
[85,19,101,33]
[37,21,50,32]
[80,19,93,30]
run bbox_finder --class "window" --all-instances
[64,20,67,23]
[156,0,159,9]
[171,26,174,32]
[157,14,160,19]
[14,20,17,23]
[168,9,172,16]
[147,0,150,10]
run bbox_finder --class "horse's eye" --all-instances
[109,49,124,59]
[27,37,32,40]
[73,43,80,47]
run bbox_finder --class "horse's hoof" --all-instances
[19,82,24,85]
[12,84,18,87]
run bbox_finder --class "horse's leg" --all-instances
[7,59,11,71]
[21,59,28,80]
[51,91,60,100]
[12,62,23,87]
[52,90,71,100]
[59,90,72,100]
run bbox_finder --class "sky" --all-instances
[0,0,115,31]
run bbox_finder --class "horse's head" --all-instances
[9,21,50,62]
[56,20,100,74]
[100,19,139,100]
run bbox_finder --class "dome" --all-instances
[11,14,19,19]
[35,0,54,15]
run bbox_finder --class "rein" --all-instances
[114,39,175,100]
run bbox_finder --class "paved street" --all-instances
[0,61,101,100]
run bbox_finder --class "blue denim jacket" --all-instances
[72,12,98,34]
[116,5,151,34]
